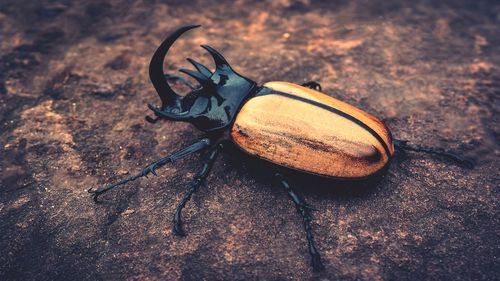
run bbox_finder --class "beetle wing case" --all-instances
[230,81,394,179]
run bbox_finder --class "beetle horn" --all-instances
[186,58,212,77]
[179,68,212,89]
[149,24,201,109]
[201,45,230,69]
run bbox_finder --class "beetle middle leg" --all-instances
[172,142,224,236]
[301,81,322,92]
[275,173,325,272]
[87,138,212,202]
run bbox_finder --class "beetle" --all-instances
[88,24,473,271]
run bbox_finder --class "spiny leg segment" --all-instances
[172,142,224,236]
[275,173,325,272]
[87,138,212,202]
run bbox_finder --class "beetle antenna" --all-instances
[393,139,474,168]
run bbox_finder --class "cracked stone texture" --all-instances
[1,0,499,280]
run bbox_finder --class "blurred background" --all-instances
[1,0,498,280]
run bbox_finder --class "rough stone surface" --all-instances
[1,0,499,280]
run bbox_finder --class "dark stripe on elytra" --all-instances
[258,128,383,164]
[259,89,391,158]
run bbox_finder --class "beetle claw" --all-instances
[141,164,158,177]
[311,253,325,272]
[148,166,158,176]
[87,187,103,203]
[296,202,318,213]
[172,224,186,237]
[303,204,318,212]
[145,115,159,124]
[148,103,162,114]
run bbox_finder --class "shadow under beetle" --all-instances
[88,25,473,272]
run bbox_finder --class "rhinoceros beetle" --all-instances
[88,25,473,271]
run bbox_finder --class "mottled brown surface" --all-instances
[0,0,499,280]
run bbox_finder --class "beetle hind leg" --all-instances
[393,139,474,169]
[275,173,325,272]
[300,81,322,92]
[172,142,224,236]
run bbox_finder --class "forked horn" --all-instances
[201,44,230,69]
[187,58,213,77]
[179,68,213,89]
[149,24,200,109]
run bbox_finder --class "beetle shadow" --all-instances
[223,143,388,201]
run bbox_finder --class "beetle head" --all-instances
[147,25,256,132]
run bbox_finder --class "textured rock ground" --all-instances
[1,0,499,280]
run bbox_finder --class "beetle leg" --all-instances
[87,138,212,202]
[300,81,322,92]
[172,142,224,236]
[393,139,474,169]
[275,173,325,272]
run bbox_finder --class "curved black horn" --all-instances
[149,24,200,109]
[201,45,230,69]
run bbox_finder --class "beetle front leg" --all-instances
[87,138,212,202]
[172,142,224,236]
[275,173,325,272]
